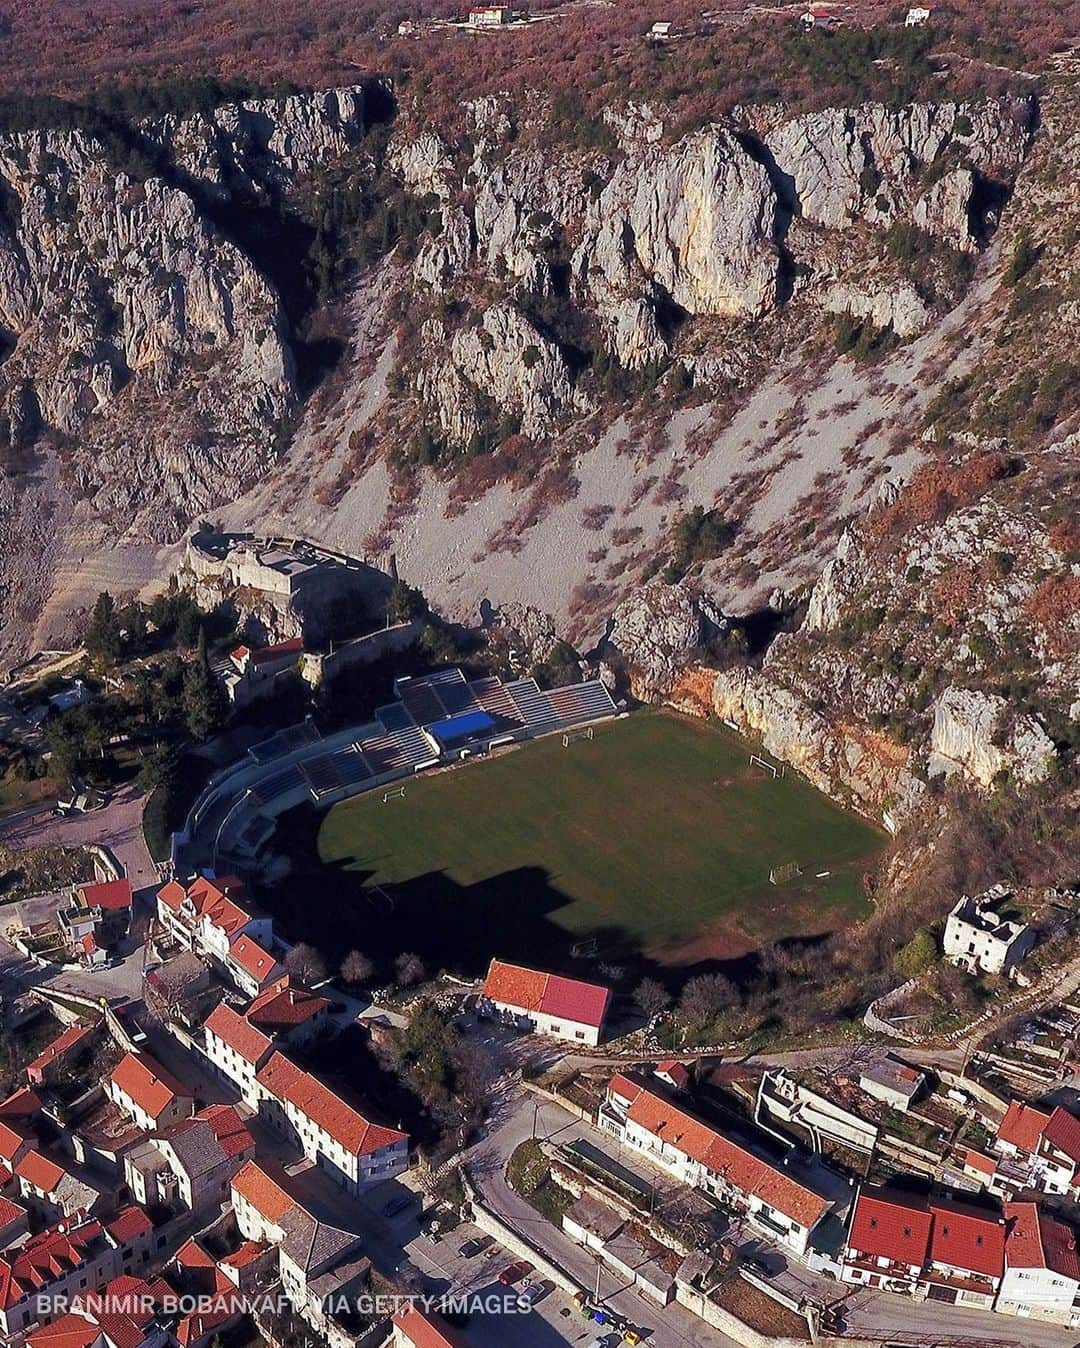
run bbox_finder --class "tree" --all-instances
[894,927,938,979]
[398,999,459,1106]
[340,950,375,988]
[182,627,227,741]
[144,962,203,1026]
[136,741,178,794]
[678,972,736,1023]
[634,977,672,1021]
[284,942,329,986]
[386,579,427,624]
[85,590,122,664]
[394,951,426,988]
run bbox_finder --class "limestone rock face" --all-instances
[417,302,578,444]
[605,580,708,700]
[822,282,931,337]
[572,126,778,365]
[929,687,1056,787]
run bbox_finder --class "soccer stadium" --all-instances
[292,710,886,976]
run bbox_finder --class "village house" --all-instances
[155,875,279,995]
[106,1050,194,1133]
[599,1075,832,1256]
[245,978,331,1045]
[944,888,1036,977]
[757,1070,879,1155]
[0,1117,34,1176]
[0,1213,139,1338]
[997,1201,1080,1326]
[468,4,512,26]
[923,1195,1006,1309]
[73,878,133,945]
[166,1238,247,1345]
[992,1099,1080,1198]
[858,1058,926,1114]
[906,5,932,24]
[391,1304,467,1347]
[841,1187,933,1292]
[27,1273,175,1348]
[203,1001,275,1106]
[801,5,838,30]
[124,1104,254,1212]
[254,1052,409,1193]
[480,958,610,1047]
[25,1023,97,1089]
[230,1160,372,1346]
[0,1197,28,1249]
[13,1150,105,1223]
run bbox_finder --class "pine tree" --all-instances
[85,590,122,664]
[182,627,226,741]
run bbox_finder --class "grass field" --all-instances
[304,711,885,975]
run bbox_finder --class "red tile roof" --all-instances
[25,1314,103,1348]
[255,1052,407,1158]
[609,1076,829,1230]
[78,878,133,911]
[0,1087,41,1120]
[245,981,329,1029]
[231,1160,295,1225]
[81,1274,172,1348]
[26,1023,94,1076]
[929,1199,1005,1280]
[249,637,304,665]
[228,934,281,985]
[199,1104,253,1158]
[997,1099,1050,1153]
[392,1304,468,1348]
[0,1196,25,1229]
[656,1060,690,1088]
[1043,1106,1080,1164]
[0,1120,29,1165]
[0,1219,103,1311]
[483,958,610,1030]
[848,1188,932,1267]
[964,1149,998,1177]
[106,1206,154,1245]
[1005,1201,1080,1280]
[110,1050,192,1121]
[14,1150,66,1194]
[204,1001,273,1066]
[157,875,252,938]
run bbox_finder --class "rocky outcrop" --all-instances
[604,581,712,700]
[416,302,580,443]
[929,688,1056,787]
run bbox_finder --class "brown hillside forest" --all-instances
[2,0,1077,122]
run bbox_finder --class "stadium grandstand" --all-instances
[176,669,619,873]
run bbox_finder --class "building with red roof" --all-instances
[106,1050,194,1132]
[14,1147,104,1222]
[482,958,610,1046]
[26,1022,96,1087]
[255,1051,408,1193]
[600,1075,831,1256]
[842,1187,933,1290]
[998,1201,1080,1326]
[155,875,273,981]
[203,1001,274,1105]
[0,1217,120,1338]
[391,1303,468,1348]
[125,1104,255,1214]
[924,1195,1005,1308]
[992,1100,1080,1200]
[225,932,283,998]
[0,1194,27,1248]
[245,977,331,1044]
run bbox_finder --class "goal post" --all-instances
[382,786,406,803]
[749,752,781,779]
[769,862,802,886]
[562,726,594,747]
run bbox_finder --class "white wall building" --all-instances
[944,887,1035,976]
[998,1202,1080,1326]
[480,958,610,1047]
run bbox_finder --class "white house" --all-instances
[905,5,932,25]
[392,1304,466,1347]
[156,875,279,995]
[992,1100,1080,1198]
[480,958,610,1046]
[998,1201,1080,1326]
[203,1001,275,1105]
[468,4,511,25]
[858,1058,926,1113]
[106,1050,194,1132]
[944,887,1035,976]
[599,1075,831,1256]
[255,1051,408,1193]
[841,1187,932,1291]
[124,1104,254,1213]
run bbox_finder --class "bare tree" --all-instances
[340,950,375,988]
[394,951,426,988]
[284,942,329,987]
[679,972,736,1022]
[143,962,204,1026]
[634,976,672,1021]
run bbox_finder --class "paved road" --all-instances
[0,783,159,897]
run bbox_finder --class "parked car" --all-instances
[518,1281,549,1305]
[459,1236,491,1258]
[497,1259,532,1285]
[382,1193,416,1218]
